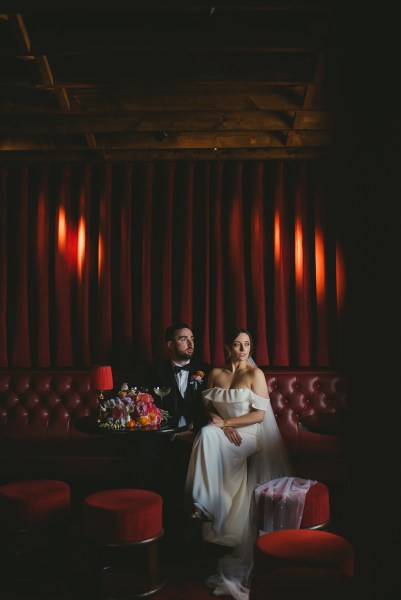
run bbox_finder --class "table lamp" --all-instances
[90,365,114,404]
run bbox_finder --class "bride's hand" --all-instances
[223,426,242,446]
[209,414,224,428]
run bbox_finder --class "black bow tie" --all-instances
[173,364,190,374]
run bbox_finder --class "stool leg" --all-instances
[86,543,104,598]
[147,542,161,592]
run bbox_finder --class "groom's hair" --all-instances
[165,322,192,342]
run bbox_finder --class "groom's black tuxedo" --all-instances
[144,357,210,535]
[150,358,210,432]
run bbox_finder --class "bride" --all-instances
[184,327,293,599]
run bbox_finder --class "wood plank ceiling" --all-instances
[0,0,337,162]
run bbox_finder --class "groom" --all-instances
[150,322,209,440]
[148,322,209,536]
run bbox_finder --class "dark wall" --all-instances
[333,6,400,599]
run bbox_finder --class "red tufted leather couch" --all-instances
[0,368,350,493]
[265,370,349,484]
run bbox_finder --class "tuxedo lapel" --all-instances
[152,359,206,424]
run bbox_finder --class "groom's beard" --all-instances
[176,348,193,360]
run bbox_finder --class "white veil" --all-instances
[206,479,315,600]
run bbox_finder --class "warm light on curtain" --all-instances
[294,164,312,365]
[274,211,281,268]
[315,230,325,302]
[77,216,85,280]
[314,183,330,366]
[57,206,67,255]
[97,232,103,282]
[294,218,304,289]
[0,161,346,368]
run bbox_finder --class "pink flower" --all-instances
[132,394,162,425]
[112,405,125,420]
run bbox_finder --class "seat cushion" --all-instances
[0,479,71,529]
[300,481,329,528]
[84,488,163,543]
[256,478,330,531]
[253,529,354,577]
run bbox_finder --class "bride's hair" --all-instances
[224,326,254,361]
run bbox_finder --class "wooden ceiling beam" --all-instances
[0,110,333,134]
[0,1,332,15]
[0,130,332,151]
[0,147,328,163]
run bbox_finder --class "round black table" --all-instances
[74,415,188,436]
[73,415,190,492]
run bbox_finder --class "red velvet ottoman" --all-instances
[0,479,71,581]
[253,528,354,574]
[0,479,71,530]
[255,477,330,532]
[84,488,165,598]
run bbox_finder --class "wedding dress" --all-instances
[185,387,294,600]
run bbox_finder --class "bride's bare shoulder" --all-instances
[209,366,226,377]
[208,366,231,387]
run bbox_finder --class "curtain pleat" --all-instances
[178,164,195,325]
[195,163,211,364]
[273,163,291,365]
[138,164,154,364]
[295,163,312,366]
[157,163,174,358]
[228,163,247,326]
[211,162,226,367]
[0,168,8,366]
[250,162,269,366]
[35,166,51,366]
[96,165,113,363]
[0,160,345,369]
[77,165,92,366]
[11,167,31,366]
[314,175,330,366]
[118,164,133,363]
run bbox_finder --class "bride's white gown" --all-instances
[185,387,293,599]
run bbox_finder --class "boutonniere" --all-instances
[190,370,204,388]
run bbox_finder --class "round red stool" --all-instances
[0,479,71,579]
[255,478,330,532]
[0,479,71,530]
[84,488,165,598]
[253,528,354,576]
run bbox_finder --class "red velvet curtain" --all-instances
[0,160,345,368]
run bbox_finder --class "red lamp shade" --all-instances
[91,365,113,391]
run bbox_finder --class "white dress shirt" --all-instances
[172,361,190,427]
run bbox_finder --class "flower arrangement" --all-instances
[98,383,169,431]
[190,370,204,388]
